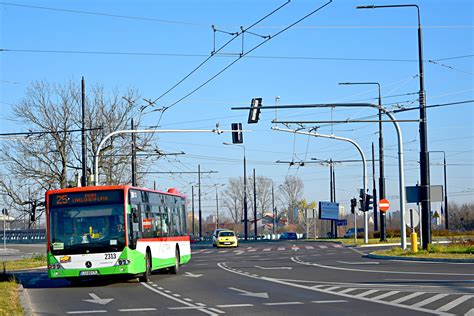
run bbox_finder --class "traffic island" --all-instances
[366,241,474,263]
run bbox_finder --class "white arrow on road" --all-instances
[184,272,203,278]
[254,266,293,270]
[83,293,114,305]
[228,287,269,299]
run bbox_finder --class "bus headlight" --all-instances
[48,263,64,270]
[115,259,131,266]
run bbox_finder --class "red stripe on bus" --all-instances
[138,236,190,242]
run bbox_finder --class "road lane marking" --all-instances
[312,300,348,304]
[216,304,254,308]
[118,308,157,312]
[325,286,340,291]
[356,289,379,297]
[465,308,474,316]
[333,244,343,248]
[436,295,473,312]
[228,287,269,299]
[412,294,449,308]
[385,279,474,283]
[391,292,425,304]
[141,282,217,316]
[337,261,379,265]
[277,247,285,251]
[255,266,292,270]
[218,262,454,316]
[67,311,107,314]
[292,257,474,276]
[263,248,271,251]
[339,288,359,294]
[264,302,303,305]
[372,291,400,300]
[319,245,328,249]
[207,308,225,314]
[305,246,314,249]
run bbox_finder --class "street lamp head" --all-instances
[338,82,352,85]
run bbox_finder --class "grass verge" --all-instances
[2,253,47,272]
[373,240,474,259]
[0,276,23,315]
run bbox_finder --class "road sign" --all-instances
[379,199,390,212]
[337,219,347,226]
[404,209,420,229]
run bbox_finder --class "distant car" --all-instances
[279,232,298,240]
[212,229,238,248]
[344,228,364,238]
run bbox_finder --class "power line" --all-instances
[147,0,291,108]
[162,1,333,112]
[0,2,207,26]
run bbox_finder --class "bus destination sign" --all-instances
[50,190,123,207]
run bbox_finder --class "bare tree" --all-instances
[0,79,148,221]
[222,177,244,226]
[247,176,273,219]
[279,175,304,224]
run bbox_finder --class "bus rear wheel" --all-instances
[169,248,180,274]
[139,251,151,282]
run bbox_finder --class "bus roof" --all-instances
[45,185,186,198]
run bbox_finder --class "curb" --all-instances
[18,283,33,316]
[366,253,474,263]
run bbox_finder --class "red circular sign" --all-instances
[379,199,390,212]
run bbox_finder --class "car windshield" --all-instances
[49,203,126,255]
[219,231,234,237]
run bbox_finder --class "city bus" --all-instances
[45,185,191,283]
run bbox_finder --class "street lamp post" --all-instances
[430,151,448,229]
[357,2,431,249]
[223,143,248,240]
[339,81,386,240]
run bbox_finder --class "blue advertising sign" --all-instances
[337,219,347,226]
[318,201,339,220]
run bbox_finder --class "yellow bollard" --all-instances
[411,232,418,253]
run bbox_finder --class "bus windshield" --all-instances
[49,203,126,255]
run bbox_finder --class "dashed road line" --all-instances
[264,302,304,306]
[66,311,107,314]
[312,300,348,304]
[216,304,254,308]
[118,308,157,312]
[372,291,400,300]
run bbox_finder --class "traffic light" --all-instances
[231,123,243,144]
[364,194,374,212]
[247,98,262,124]
[350,198,357,214]
[359,191,366,212]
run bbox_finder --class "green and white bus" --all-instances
[46,185,191,282]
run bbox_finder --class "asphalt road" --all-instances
[12,241,474,316]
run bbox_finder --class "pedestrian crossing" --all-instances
[192,244,343,254]
[309,284,474,315]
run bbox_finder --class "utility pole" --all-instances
[272,182,275,239]
[198,165,202,240]
[253,168,257,240]
[81,77,88,187]
[332,164,337,238]
[216,187,219,229]
[191,186,195,236]
[131,118,137,186]
[372,142,378,231]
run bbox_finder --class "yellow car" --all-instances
[213,230,238,248]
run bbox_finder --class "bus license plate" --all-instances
[80,270,99,276]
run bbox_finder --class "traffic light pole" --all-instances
[273,127,369,243]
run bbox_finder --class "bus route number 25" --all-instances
[105,253,116,260]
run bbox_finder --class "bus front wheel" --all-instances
[139,251,151,282]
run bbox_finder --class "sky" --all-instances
[1,0,473,219]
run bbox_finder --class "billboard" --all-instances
[318,201,339,220]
